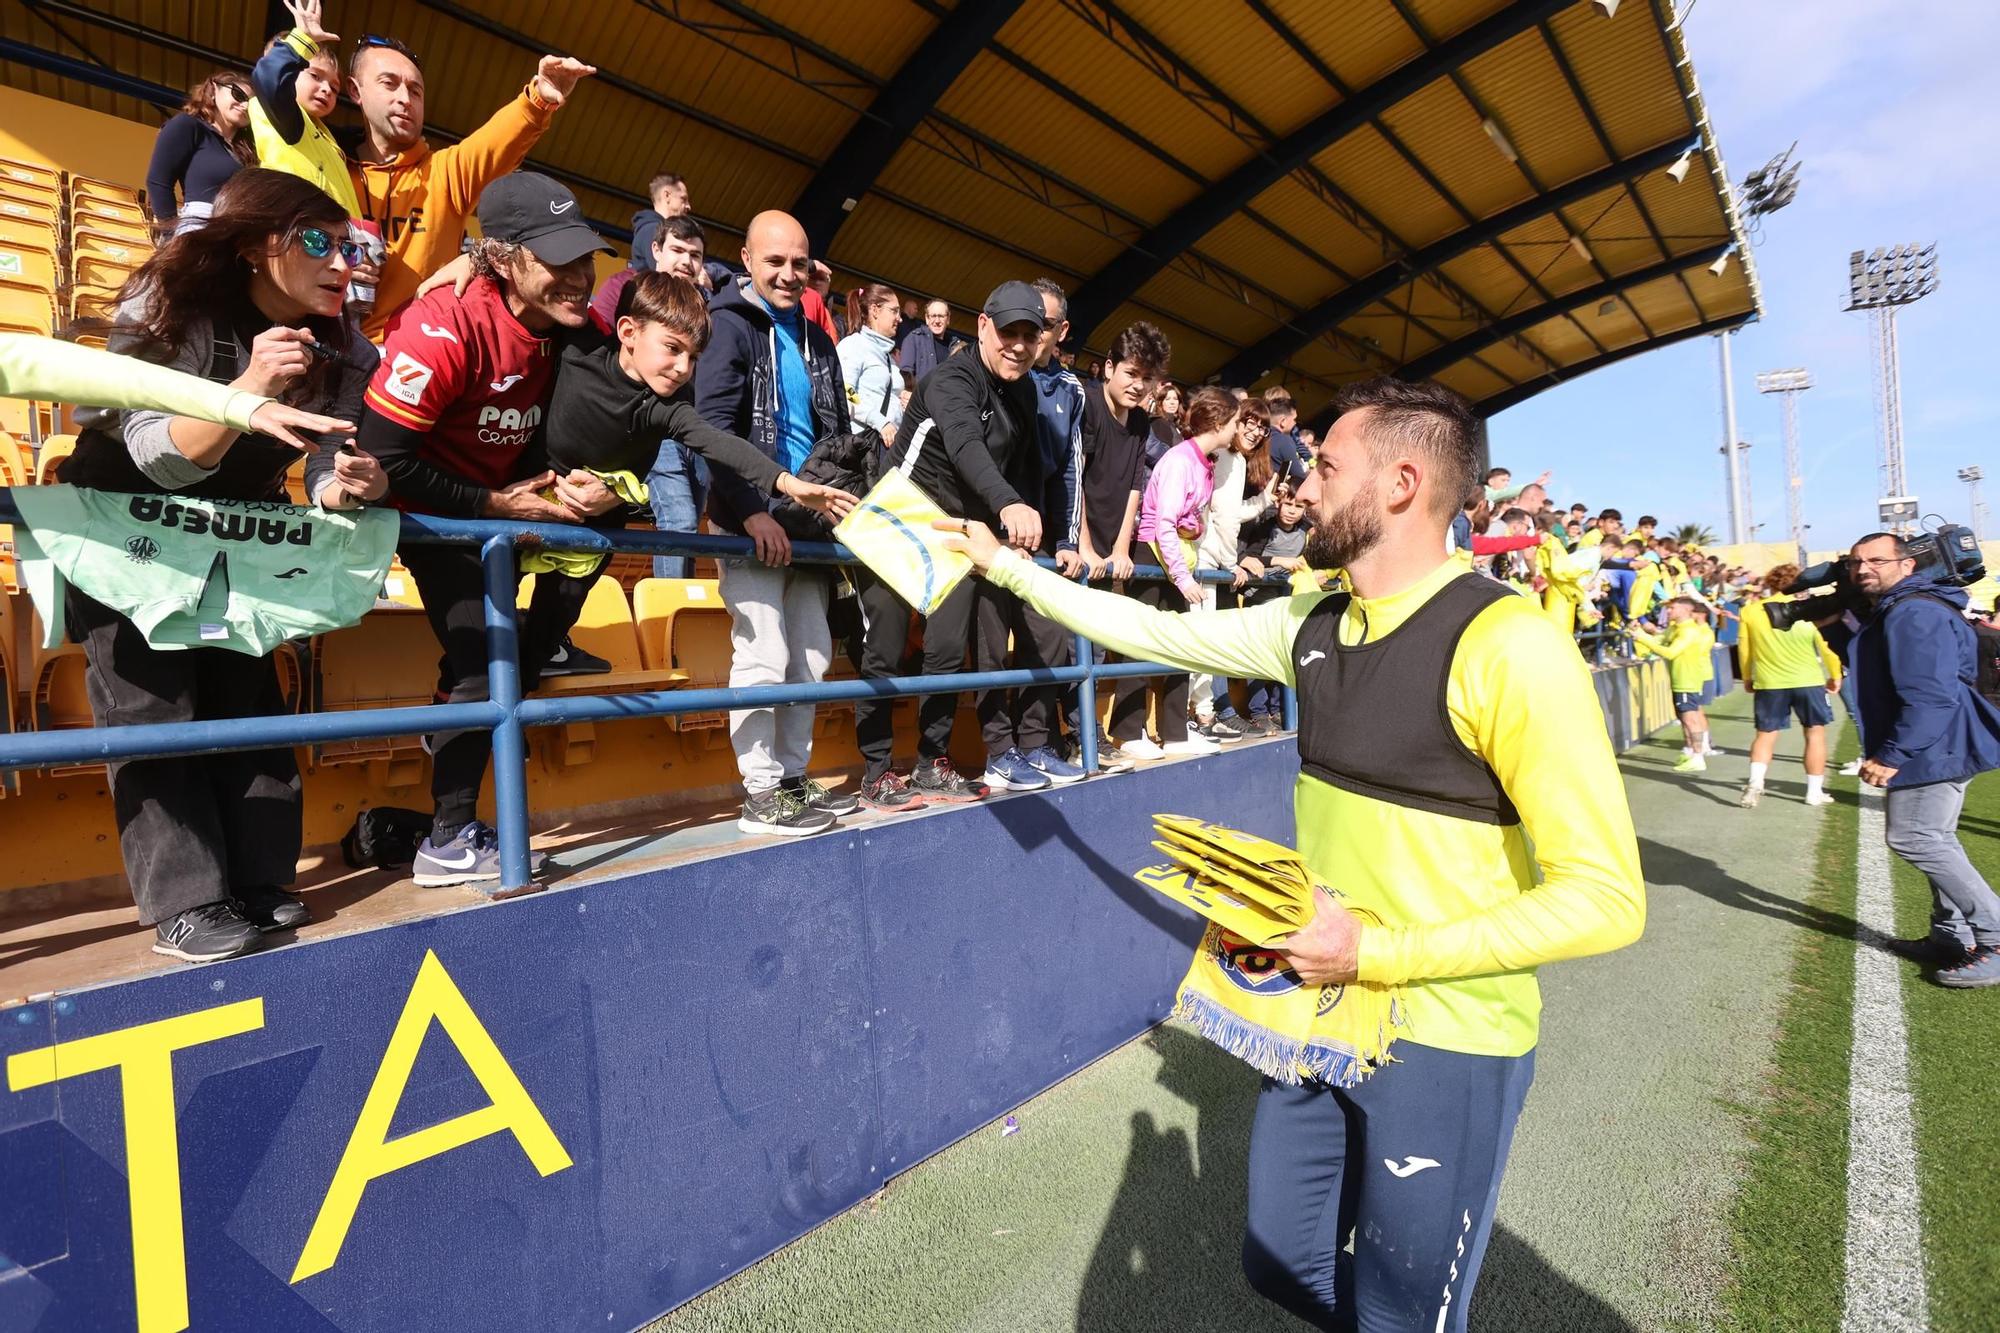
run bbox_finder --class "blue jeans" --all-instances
[1245,679,1281,717]
[1242,1041,1535,1331]
[647,439,710,580]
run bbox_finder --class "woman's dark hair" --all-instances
[182,71,256,165]
[102,168,354,405]
[844,282,896,340]
[616,271,712,353]
[1181,385,1241,439]
[1235,395,1273,489]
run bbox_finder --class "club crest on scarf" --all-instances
[1211,928,1304,996]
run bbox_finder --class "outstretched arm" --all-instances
[946,522,1311,685]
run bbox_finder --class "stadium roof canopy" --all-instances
[0,0,1761,422]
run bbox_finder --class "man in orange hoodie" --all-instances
[337,28,595,337]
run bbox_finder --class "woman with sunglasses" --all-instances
[144,72,257,237]
[63,168,383,964]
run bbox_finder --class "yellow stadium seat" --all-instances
[34,435,75,485]
[0,592,18,792]
[514,572,687,695]
[0,433,28,488]
[0,397,44,440]
[26,605,100,776]
[67,175,140,208]
[0,243,57,295]
[70,214,149,250]
[69,284,120,324]
[0,286,53,338]
[632,577,721,672]
[310,610,439,781]
[377,560,425,610]
[0,216,59,255]
[71,229,148,267]
[659,582,732,731]
[0,193,57,230]
[0,524,14,592]
[71,194,145,225]
[0,157,61,194]
[69,252,139,297]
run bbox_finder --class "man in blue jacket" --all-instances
[696,209,857,839]
[1851,532,2000,987]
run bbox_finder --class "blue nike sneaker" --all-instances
[983,747,1052,792]
[412,821,549,887]
[1024,745,1087,785]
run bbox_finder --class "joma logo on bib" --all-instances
[127,496,315,547]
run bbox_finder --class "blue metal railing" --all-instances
[0,495,1298,892]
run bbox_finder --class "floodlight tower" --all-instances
[1756,368,1812,564]
[1845,244,1938,532]
[1961,466,1988,543]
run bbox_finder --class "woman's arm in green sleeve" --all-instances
[0,334,265,432]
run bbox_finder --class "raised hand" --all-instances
[534,56,597,107]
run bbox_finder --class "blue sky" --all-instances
[1488,0,1998,551]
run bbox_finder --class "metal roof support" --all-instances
[1063,0,1571,343]
[1214,137,1696,385]
[1471,311,1756,418]
[0,34,181,109]
[1396,242,1730,382]
[791,3,1023,252]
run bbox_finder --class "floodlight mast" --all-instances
[1846,244,1939,534]
[1960,466,1988,544]
[1756,368,1812,565]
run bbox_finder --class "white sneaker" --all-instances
[1738,784,1762,808]
[1704,743,1724,757]
[1805,791,1836,807]
[1840,759,1863,777]
[1163,727,1222,756]
[1120,737,1166,761]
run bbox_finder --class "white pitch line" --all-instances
[1842,784,1930,1332]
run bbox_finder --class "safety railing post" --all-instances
[480,535,533,894]
[1281,683,1299,734]
[1073,566,1098,775]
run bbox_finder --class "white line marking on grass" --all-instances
[1842,784,1929,1332]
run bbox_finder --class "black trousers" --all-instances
[1110,580,1190,743]
[401,546,593,841]
[67,586,302,925]
[854,573,1072,777]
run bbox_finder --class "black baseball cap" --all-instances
[983,280,1046,331]
[476,172,612,267]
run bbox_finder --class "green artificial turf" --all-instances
[1714,726,1860,1333]
[1894,768,2000,1332]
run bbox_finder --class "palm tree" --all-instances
[1673,522,1718,547]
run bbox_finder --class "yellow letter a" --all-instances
[291,949,572,1282]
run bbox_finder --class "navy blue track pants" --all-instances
[1242,1040,1534,1332]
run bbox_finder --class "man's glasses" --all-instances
[298,225,366,266]
[359,33,418,60]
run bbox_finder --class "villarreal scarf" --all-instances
[1135,815,1402,1088]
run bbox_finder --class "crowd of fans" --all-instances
[76,0,1772,962]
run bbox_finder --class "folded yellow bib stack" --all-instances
[1135,815,1401,1087]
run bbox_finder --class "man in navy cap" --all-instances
[851,280,1079,809]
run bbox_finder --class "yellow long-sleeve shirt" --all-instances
[0,333,265,430]
[1631,618,1717,693]
[1739,597,1843,690]
[350,84,560,337]
[985,550,1646,1058]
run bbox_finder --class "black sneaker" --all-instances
[785,776,860,817]
[738,786,836,837]
[861,770,924,811]
[153,901,264,963]
[235,885,309,932]
[1096,738,1136,773]
[1250,714,1281,738]
[911,757,989,804]
[1886,934,1971,968]
[1206,714,1246,743]
[542,635,611,676]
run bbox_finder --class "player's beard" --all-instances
[1303,473,1384,571]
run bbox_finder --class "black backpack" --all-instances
[340,806,433,871]
[773,427,888,539]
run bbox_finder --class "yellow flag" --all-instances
[833,470,975,615]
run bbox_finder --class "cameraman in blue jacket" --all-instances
[1850,532,2000,987]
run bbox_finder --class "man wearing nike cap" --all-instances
[851,280,1079,808]
[360,171,625,889]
